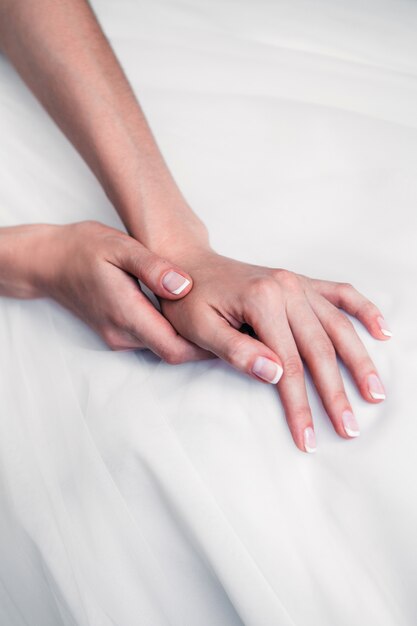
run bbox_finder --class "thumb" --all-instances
[120,240,193,299]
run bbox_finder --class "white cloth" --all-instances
[0,0,416,624]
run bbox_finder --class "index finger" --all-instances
[247,304,316,454]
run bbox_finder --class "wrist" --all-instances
[0,224,64,299]
[154,239,221,272]
[142,219,212,261]
[117,195,212,260]
[104,159,212,259]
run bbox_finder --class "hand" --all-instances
[159,245,392,453]
[0,221,212,362]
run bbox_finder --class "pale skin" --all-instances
[0,0,392,453]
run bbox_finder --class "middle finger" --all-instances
[286,295,360,440]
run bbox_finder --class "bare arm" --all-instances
[0,0,209,256]
[0,0,214,361]
[0,0,391,453]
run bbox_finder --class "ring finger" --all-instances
[286,295,360,440]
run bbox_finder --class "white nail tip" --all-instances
[170,278,191,295]
[304,427,317,453]
[252,357,283,384]
[270,366,283,385]
[344,427,360,437]
[370,391,386,400]
[380,328,393,337]
[377,316,392,337]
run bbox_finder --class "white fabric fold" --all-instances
[0,0,416,624]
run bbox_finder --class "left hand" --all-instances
[159,245,391,453]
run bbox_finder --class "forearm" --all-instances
[0,224,61,298]
[0,0,210,257]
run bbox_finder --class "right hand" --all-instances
[0,220,212,363]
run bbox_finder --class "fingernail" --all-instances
[162,271,191,295]
[252,356,283,384]
[367,373,386,400]
[377,316,392,337]
[342,410,360,437]
[304,427,317,453]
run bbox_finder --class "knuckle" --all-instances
[79,220,107,237]
[84,219,102,228]
[224,336,249,368]
[336,281,354,298]
[283,354,304,378]
[276,269,302,292]
[128,253,143,278]
[79,219,100,230]
[314,337,336,360]
[159,343,187,365]
[332,389,348,405]
[248,276,280,301]
[173,351,190,365]
[110,310,131,332]
[328,310,354,334]
[137,251,168,282]
[165,350,187,365]
[357,300,377,318]
[288,405,312,424]
[356,354,374,373]
[101,327,124,351]
[162,352,177,365]
[157,344,173,363]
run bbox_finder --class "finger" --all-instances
[113,290,214,363]
[189,305,284,384]
[243,304,316,454]
[308,278,392,341]
[286,295,360,440]
[113,239,194,299]
[101,323,215,362]
[306,289,386,403]
[99,326,145,351]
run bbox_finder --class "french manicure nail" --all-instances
[304,427,317,453]
[342,410,360,437]
[377,316,392,337]
[162,271,191,295]
[252,356,283,384]
[367,373,386,400]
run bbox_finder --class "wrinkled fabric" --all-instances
[0,0,416,624]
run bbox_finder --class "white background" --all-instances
[0,1,416,624]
